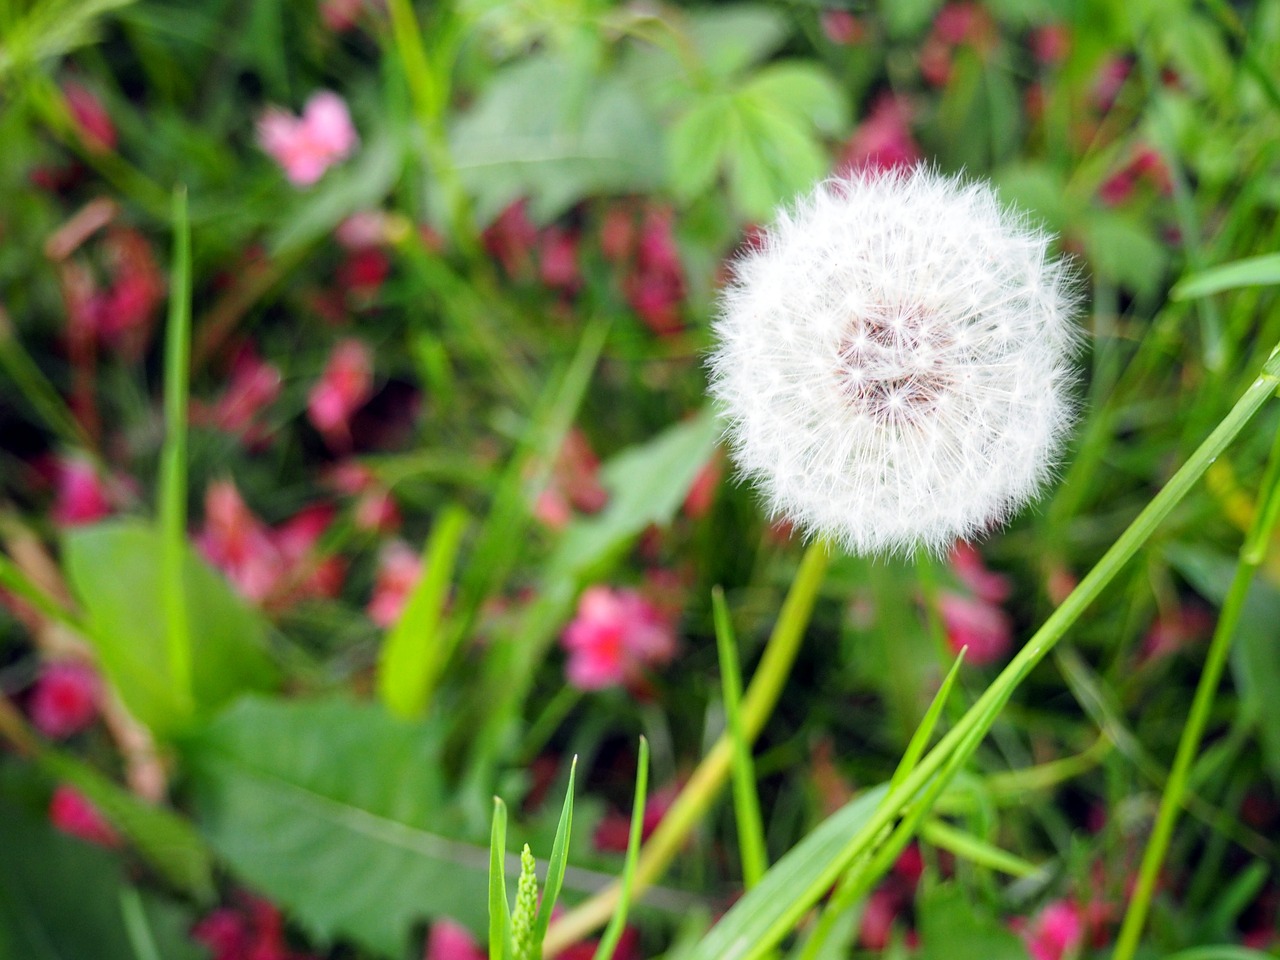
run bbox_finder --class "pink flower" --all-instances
[624,208,685,335]
[308,339,374,448]
[561,586,677,690]
[1021,900,1084,960]
[939,592,1012,665]
[49,785,119,847]
[1031,25,1071,65]
[258,91,358,187]
[483,201,538,278]
[336,210,391,249]
[51,455,113,527]
[858,889,900,950]
[838,95,921,175]
[949,542,1011,604]
[533,429,608,530]
[194,894,318,960]
[367,541,423,627]
[326,462,400,533]
[320,0,364,32]
[539,226,581,293]
[1142,602,1214,661]
[196,482,344,608]
[62,80,116,153]
[821,10,864,45]
[195,345,282,442]
[29,661,100,738]
[337,247,391,298]
[424,919,485,960]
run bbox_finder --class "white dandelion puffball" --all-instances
[709,166,1081,555]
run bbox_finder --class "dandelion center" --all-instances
[834,301,952,425]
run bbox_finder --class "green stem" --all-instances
[159,187,193,715]
[1112,407,1280,960]
[542,540,832,955]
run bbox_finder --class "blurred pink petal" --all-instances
[562,586,676,690]
[29,660,100,739]
[424,919,484,960]
[49,785,119,847]
[258,91,358,187]
[51,456,113,527]
[1021,900,1084,960]
[63,80,116,152]
[308,339,374,446]
[367,541,423,627]
[839,95,921,175]
[949,542,1011,604]
[939,592,1012,665]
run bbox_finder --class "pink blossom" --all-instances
[483,201,538,278]
[51,455,113,527]
[62,80,116,153]
[320,0,364,32]
[29,660,100,738]
[327,462,400,533]
[1092,57,1131,111]
[533,429,609,530]
[1142,602,1214,660]
[682,454,721,520]
[367,541,423,627]
[424,919,485,960]
[949,542,1011,604]
[939,592,1012,665]
[308,339,374,447]
[623,208,685,335]
[539,226,581,293]
[858,888,900,949]
[195,345,282,442]
[820,10,864,45]
[193,894,318,960]
[49,785,119,847]
[196,482,344,608]
[336,210,391,249]
[1031,25,1071,65]
[838,95,921,175]
[1020,899,1084,960]
[561,586,677,690]
[337,247,390,298]
[258,91,358,187]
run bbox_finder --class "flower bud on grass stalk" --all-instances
[545,167,1280,957]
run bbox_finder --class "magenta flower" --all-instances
[51,455,113,527]
[308,339,374,448]
[62,80,116,153]
[939,592,1012,666]
[49,785,119,847]
[257,91,358,187]
[29,660,100,739]
[1020,899,1084,960]
[424,919,485,960]
[367,541,422,628]
[561,586,676,691]
[838,95,921,175]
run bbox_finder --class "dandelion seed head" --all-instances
[709,166,1082,556]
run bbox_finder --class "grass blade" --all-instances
[712,585,768,889]
[533,756,577,948]
[376,504,469,718]
[1171,253,1280,301]
[489,797,510,960]
[158,185,193,716]
[593,737,649,960]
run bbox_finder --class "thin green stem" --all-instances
[543,540,832,955]
[1112,410,1280,960]
[159,187,193,715]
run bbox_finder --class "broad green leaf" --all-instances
[1165,544,1280,779]
[667,97,733,201]
[0,783,204,960]
[376,505,469,719]
[1079,211,1168,300]
[450,54,662,225]
[915,882,1030,960]
[1172,254,1280,300]
[63,521,278,736]
[685,785,887,960]
[547,409,720,581]
[182,697,490,955]
[881,0,943,38]
[994,163,1070,231]
[740,62,847,136]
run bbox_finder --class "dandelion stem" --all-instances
[542,539,832,956]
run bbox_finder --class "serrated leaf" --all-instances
[63,521,278,737]
[450,54,662,225]
[740,62,847,136]
[182,697,490,955]
[0,782,205,960]
[727,97,828,220]
[666,97,733,201]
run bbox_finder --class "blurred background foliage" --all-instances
[1,0,1280,957]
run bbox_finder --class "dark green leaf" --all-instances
[916,882,1030,960]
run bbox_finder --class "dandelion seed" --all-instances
[708,166,1080,555]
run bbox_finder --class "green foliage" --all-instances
[182,697,487,954]
[915,883,1030,960]
[0,781,205,960]
[63,522,278,736]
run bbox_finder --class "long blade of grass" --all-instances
[917,820,1042,878]
[0,305,92,450]
[376,504,469,718]
[533,756,578,947]
[489,797,510,960]
[592,737,649,960]
[712,586,768,889]
[1172,253,1280,301]
[889,649,966,795]
[158,185,193,716]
